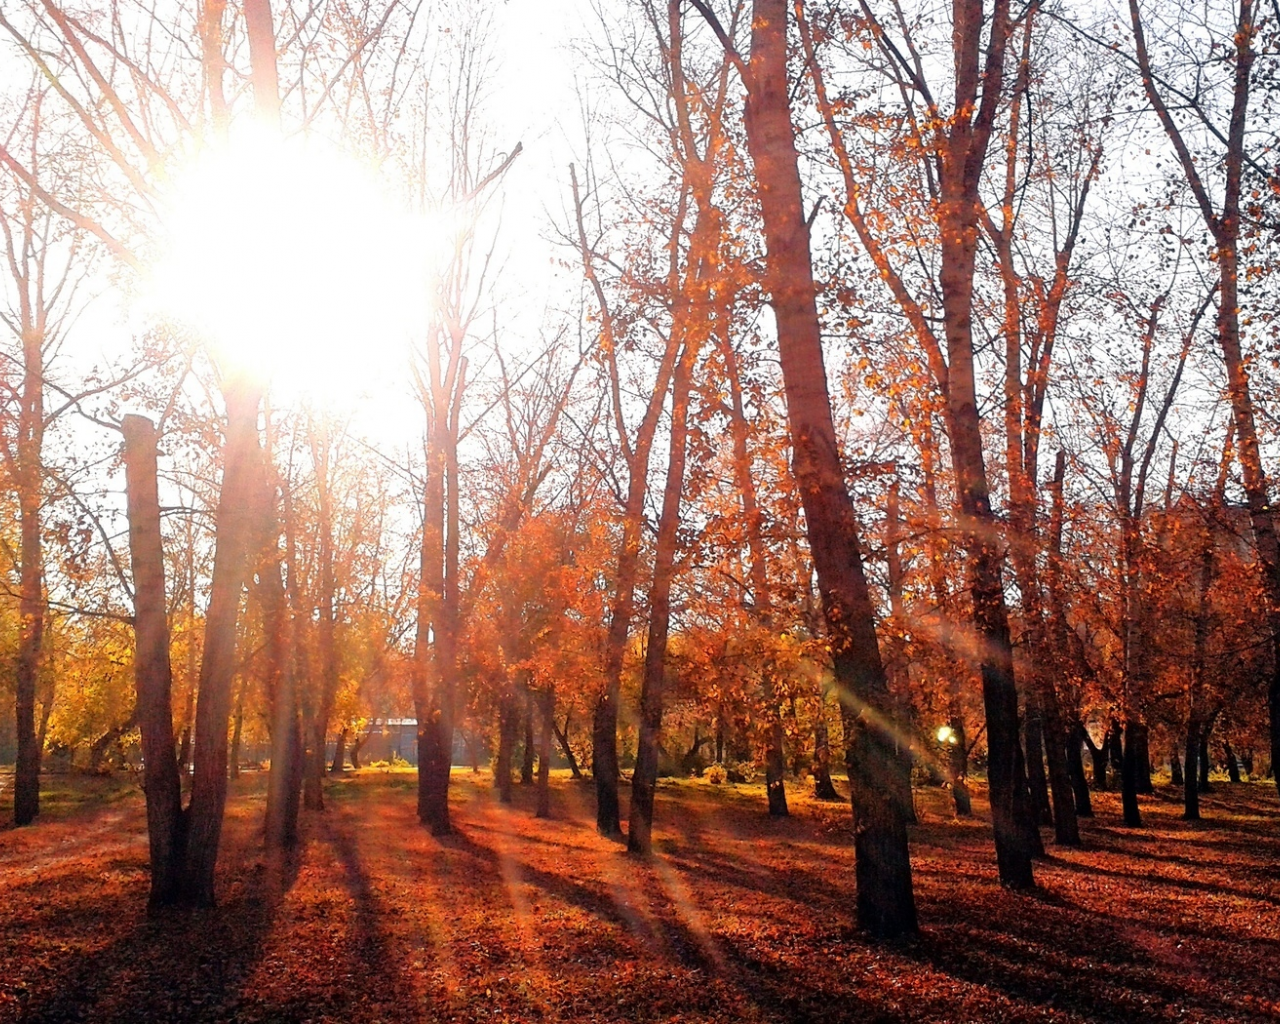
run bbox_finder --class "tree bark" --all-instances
[330,727,349,774]
[1082,724,1108,791]
[536,688,554,819]
[122,415,186,909]
[496,690,517,803]
[521,685,536,786]
[629,334,698,855]
[1121,718,1143,827]
[729,0,917,935]
[180,378,262,906]
[552,713,583,780]
[1024,698,1053,826]
[1066,725,1093,818]
[1183,723,1200,820]
[13,308,45,827]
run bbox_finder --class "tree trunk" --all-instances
[260,460,302,851]
[180,379,262,906]
[13,318,45,827]
[552,714,583,780]
[1170,745,1184,788]
[1135,723,1154,794]
[1199,719,1213,792]
[736,0,916,935]
[629,334,697,855]
[1066,725,1093,818]
[1183,721,1200,820]
[497,690,517,803]
[1024,698,1053,826]
[1225,739,1241,783]
[536,688,554,819]
[122,415,187,909]
[521,686,535,785]
[1041,451,1079,843]
[1120,718,1143,827]
[229,682,245,781]
[1082,725,1108,791]
[330,727,349,774]
[812,702,840,800]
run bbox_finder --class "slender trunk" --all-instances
[261,461,302,851]
[1199,727,1213,792]
[1226,739,1241,783]
[496,689,517,803]
[1042,452,1080,843]
[122,415,186,909]
[330,727,348,774]
[13,323,45,827]
[1183,722,1200,820]
[1066,725,1093,818]
[1024,696,1052,825]
[812,696,840,800]
[1082,725,1108,791]
[305,422,338,811]
[536,688,554,818]
[521,685,535,785]
[229,682,245,781]
[629,337,697,854]
[181,379,262,906]
[553,714,583,780]
[738,0,916,935]
[1135,723,1154,794]
[1170,744,1184,788]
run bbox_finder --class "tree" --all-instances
[694,0,918,938]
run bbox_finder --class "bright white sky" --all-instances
[65,0,599,451]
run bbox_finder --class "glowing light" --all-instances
[147,124,429,408]
[936,725,956,745]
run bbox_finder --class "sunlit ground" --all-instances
[1,771,1277,1022]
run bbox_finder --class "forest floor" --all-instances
[0,769,1277,1024]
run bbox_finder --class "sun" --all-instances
[149,124,429,410]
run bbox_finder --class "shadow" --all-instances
[14,819,294,1023]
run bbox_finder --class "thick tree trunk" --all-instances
[123,415,187,909]
[737,0,916,935]
[180,379,262,906]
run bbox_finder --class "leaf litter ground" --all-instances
[1,771,1277,1023]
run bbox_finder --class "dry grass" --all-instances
[1,769,1277,1023]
